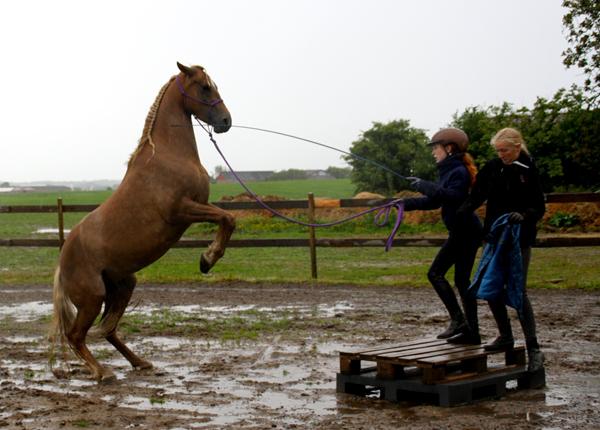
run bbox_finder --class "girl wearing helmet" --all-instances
[403,128,483,344]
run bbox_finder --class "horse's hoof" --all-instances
[200,255,211,274]
[97,372,117,384]
[134,360,153,370]
[51,368,69,380]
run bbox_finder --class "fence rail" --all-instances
[1,192,599,278]
[1,192,599,214]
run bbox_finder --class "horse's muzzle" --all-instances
[212,114,231,134]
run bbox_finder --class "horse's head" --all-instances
[176,62,231,133]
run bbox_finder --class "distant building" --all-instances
[215,171,274,183]
[215,169,336,183]
[304,170,335,180]
[0,185,72,193]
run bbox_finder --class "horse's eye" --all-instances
[202,84,211,92]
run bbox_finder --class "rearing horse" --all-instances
[52,62,235,382]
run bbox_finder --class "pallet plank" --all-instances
[418,345,525,366]
[339,338,443,357]
[378,344,482,362]
[339,339,528,386]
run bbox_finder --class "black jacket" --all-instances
[404,153,481,236]
[459,152,545,248]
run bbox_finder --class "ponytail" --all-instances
[462,153,478,187]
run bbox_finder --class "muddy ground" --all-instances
[1,282,599,429]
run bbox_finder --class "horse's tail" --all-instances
[49,266,76,373]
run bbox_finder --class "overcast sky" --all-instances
[0,0,584,182]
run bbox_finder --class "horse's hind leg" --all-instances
[102,274,152,370]
[65,276,116,382]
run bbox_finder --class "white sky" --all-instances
[0,0,585,182]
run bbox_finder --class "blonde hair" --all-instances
[490,127,530,155]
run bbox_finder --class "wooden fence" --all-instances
[1,192,599,278]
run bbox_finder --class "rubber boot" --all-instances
[484,300,514,351]
[527,347,545,372]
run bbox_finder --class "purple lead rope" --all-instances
[199,120,405,251]
[374,200,405,252]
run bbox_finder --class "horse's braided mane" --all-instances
[127,76,176,168]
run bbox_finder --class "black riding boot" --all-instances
[429,271,466,339]
[447,295,481,344]
[484,299,514,351]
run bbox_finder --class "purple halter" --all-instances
[175,75,223,107]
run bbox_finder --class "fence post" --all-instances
[57,197,65,249]
[307,192,318,279]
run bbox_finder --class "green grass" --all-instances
[1,188,599,290]
[208,178,356,200]
[119,308,294,341]
[1,245,599,289]
[0,180,374,239]
[0,184,444,239]
[0,178,355,206]
[0,190,113,206]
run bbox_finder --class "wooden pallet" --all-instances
[337,338,545,406]
[340,338,526,384]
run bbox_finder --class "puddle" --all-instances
[131,336,193,351]
[0,301,53,322]
[0,287,48,294]
[212,376,255,399]
[127,301,354,319]
[245,364,312,384]
[314,341,354,355]
[200,304,257,313]
[34,228,71,234]
[104,394,253,426]
[257,390,306,409]
[0,299,353,325]
[4,335,43,344]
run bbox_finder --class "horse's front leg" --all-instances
[177,197,236,273]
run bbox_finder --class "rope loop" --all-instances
[196,119,405,251]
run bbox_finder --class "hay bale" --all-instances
[353,191,385,199]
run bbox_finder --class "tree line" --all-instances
[346,0,599,195]
[346,87,599,195]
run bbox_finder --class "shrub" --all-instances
[548,212,580,228]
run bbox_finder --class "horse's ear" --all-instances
[177,62,193,76]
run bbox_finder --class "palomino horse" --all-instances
[52,63,235,382]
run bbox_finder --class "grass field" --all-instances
[0,178,356,206]
[0,179,359,239]
[1,245,599,289]
[1,184,599,289]
[0,180,444,239]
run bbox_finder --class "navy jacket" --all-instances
[459,152,545,248]
[404,153,481,235]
